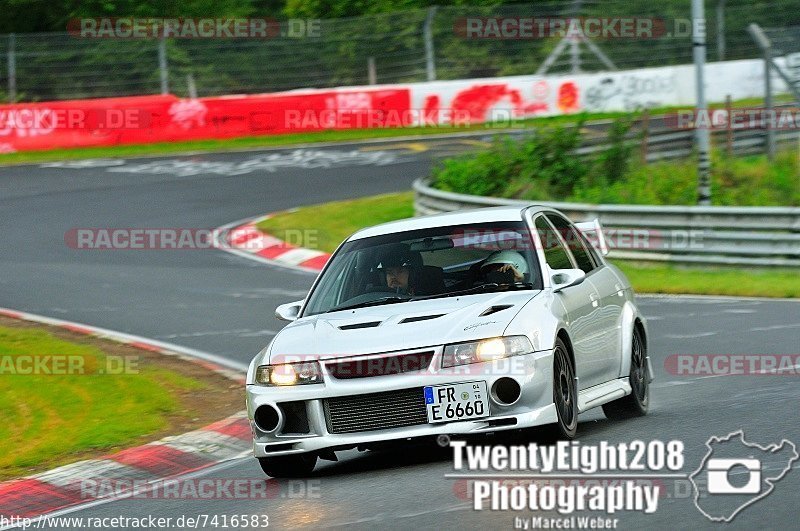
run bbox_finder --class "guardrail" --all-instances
[572,108,800,163]
[413,179,800,267]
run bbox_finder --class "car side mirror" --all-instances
[275,300,303,322]
[551,269,586,293]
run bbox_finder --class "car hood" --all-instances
[267,291,539,362]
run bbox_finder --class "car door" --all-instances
[547,213,624,385]
[534,215,606,390]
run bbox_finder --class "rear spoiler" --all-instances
[574,219,609,256]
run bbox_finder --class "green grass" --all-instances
[256,193,799,298]
[616,263,800,298]
[433,128,800,207]
[0,325,213,479]
[258,192,415,252]
[0,93,790,166]
[568,150,800,206]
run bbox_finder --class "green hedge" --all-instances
[431,121,800,206]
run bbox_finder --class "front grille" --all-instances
[326,351,434,379]
[324,387,428,434]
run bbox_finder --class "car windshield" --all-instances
[302,221,542,316]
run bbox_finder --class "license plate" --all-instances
[424,381,489,423]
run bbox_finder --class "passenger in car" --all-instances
[478,250,528,284]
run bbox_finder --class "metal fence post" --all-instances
[748,24,776,161]
[158,36,169,95]
[725,94,733,157]
[569,0,582,74]
[570,39,581,74]
[716,0,726,61]
[424,6,437,81]
[187,73,197,99]
[367,57,377,85]
[7,33,16,102]
[692,0,712,206]
[640,109,650,164]
[764,48,775,161]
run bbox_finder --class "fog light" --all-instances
[254,404,281,432]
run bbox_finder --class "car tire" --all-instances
[546,337,578,440]
[258,453,317,478]
[603,326,649,420]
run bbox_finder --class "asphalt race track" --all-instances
[1,140,798,530]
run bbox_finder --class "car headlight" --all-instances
[254,361,324,386]
[441,336,533,367]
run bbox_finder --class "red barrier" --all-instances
[0,88,411,152]
[0,95,177,152]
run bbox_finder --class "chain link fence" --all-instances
[1,1,799,102]
[763,24,800,103]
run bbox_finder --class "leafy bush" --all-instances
[433,121,587,201]
[571,150,799,206]
[591,116,635,185]
[431,117,799,206]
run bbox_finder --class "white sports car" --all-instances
[246,206,653,477]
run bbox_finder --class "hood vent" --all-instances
[479,305,513,317]
[400,314,445,324]
[339,321,382,330]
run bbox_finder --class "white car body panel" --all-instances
[267,291,541,360]
[245,206,652,459]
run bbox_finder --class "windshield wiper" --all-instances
[329,282,536,311]
[447,282,502,296]
[411,282,536,302]
[328,296,409,313]
[502,281,536,291]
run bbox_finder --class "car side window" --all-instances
[546,214,596,274]
[534,216,574,270]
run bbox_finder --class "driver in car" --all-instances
[479,250,528,284]
[378,245,420,296]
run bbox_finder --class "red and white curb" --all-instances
[0,307,251,521]
[216,213,330,272]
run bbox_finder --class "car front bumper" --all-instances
[245,347,556,458]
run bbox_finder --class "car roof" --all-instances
[348,205,557,240]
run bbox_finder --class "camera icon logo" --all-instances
[706,458,761,495]
[689,430,798,522]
